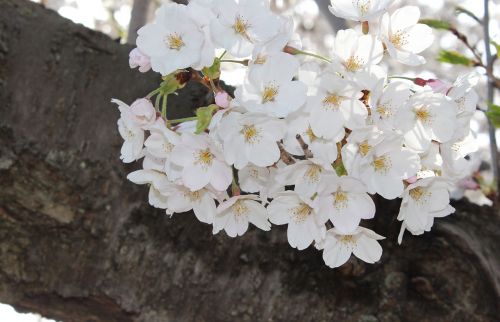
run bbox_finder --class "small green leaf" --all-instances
[195,104,219,134]
[486,102,500,128]
[334,162,347,177]
[159,73,181,96]
[202,58,221,80]
[491,40,500,59]
[437,50,474,66]
[419,19,452,30]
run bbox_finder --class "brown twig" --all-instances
[278,142,296,165]
[295,135,313,159]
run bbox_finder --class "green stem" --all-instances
[294,49,332,63]
[388,76,415,81]
[220,59,249,66]
[167,116,197,125]
[161,94,168,118]
[218,50,227,60]
[154,94,161,111]
[146,88,161,99]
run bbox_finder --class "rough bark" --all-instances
[0,1,499,322]
[127,0,153,44]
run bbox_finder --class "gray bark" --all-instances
[127,0,153,44]
[0,1,499,322]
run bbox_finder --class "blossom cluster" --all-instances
[116,0,479,268]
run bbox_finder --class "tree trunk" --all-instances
[0,1,499,322]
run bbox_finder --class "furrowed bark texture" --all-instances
[0,1,499,321]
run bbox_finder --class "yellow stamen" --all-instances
[233,201,248,216]
[376,104,391,118]
[254,54,267,65]
[359,141,372,157]
[234,15,251,38]
[372,155,391,173]
[262,85,279,103]
[291,203,313,223]
[165,33,185,50]
[389,30,408,48]
[323,93,343,109]
[409,187,428,202]
[355,0,371,15]
[339,234,355,244]
[195,148,214,167]
[240,124,260,144]
[415,106,432,124]
[344,56,363,72]
[333,190,349,209]
[305,165,322,183]
[305,126,317,142]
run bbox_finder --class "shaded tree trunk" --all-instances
[127,0,153,44]
[0,1,499,321]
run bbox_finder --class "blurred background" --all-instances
[4,0,500,320]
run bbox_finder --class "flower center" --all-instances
[233,200,249,217]
[233,15,251,38]
[262,84,279,103]
[339,234,356,244]
[165,33,185,50]
[372,155,391,173]
[389,31,408,48]
[304,165,322,183]
[240,124,260,144]
[305,126,317,142]
[333,190,349,209]
[409,187,430,202]
[163,142,174,153]
[323,93,343,109]
[195,148,214,167]
[291,203,313,223]
[254,54,267,65]
[359,140,372,156]
[354,0,371,16]
[344,56,363,72]
[186,190,202,202]
[376,104,391,118]
[415,106,432,124]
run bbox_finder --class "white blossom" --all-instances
[268,192,327,250]
[217,112,286,169]
[235,57,307,118]
[213,195,271,237]
[317,175,375,234]
[380,6,434,66]
[397,177,455,243]
[170,133,232,192]
[329,0,395,22]
[210,0,281,57]
[137,3,214,75]
[322,227,385,268]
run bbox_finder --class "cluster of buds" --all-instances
[115,0,479,268]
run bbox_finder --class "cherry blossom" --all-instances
[114,0,479,269]
[213,195,271,237]
[322,227,385,268]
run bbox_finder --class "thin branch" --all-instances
[483,0,500,201]
[296,135,313,159]
[278,142,296,165]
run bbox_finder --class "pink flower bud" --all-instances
[459,178,480,190]
[426,79,452,94]
[129,48,151,73]
[405,176,418,184]
[130,98,156,127]
[215,91,230,108]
